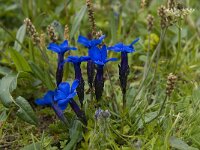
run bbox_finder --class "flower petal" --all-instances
[80,56,90,62]
[105,58,118,63]
[130,38,139,46]
[94,60,105,66]
[89,46,101,62]
[77,35,90,47]
[54,90,67,101]
[35,91,54,106]
[71,80,79,92]
[48,43,60,53]
[66,92,77,99]
[57,99,70,110]
[58,82,71,94]
[68,47,77,51]
[60,40,68,49]
[101,45,107,61]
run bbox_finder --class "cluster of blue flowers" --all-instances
[35,34,138,125]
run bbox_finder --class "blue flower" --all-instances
[65,56,90,107]
[108,38,139,53]
[54,80,79,110]
[48,40,77,54]
[89,45,117,66]
[65,56,90,63]
[35,91,68,124]
[77,35,105,49]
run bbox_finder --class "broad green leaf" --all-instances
[20,142,41,150]
[9,48,32,72]
[0,73,17,107]
[70,5,87,39]
[14,24,26,52]
[16,96,38,125]
[0,65,12,75]
[169,136,198,150]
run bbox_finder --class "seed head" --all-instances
[147,14,154,32]
[167,0,176,9]
[64,24,69,40]
[47,25,58,43]
[86,0,97,37]
[158,5,168,28]
[166,73,177,96]
[24,18,40,45]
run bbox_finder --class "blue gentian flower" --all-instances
[77,35,105,49]
[65,56,90,106]
[108,38,139,94]
[54,80,79,110]
[47,40,77,86]
[89,45,117,100]
[78,35,106,90]
[89,45,117,66]
[35,91,68,124]
[48,40,77,54]
[54,79,87,125]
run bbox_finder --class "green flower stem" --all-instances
[147,95,168,124]
[173,20,182,73]
[130,28,167,108]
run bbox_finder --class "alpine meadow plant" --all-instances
[65,56,90,106]
[108,38,139,109]
[89,44,117,100]
[47,40,77,86]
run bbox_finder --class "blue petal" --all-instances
[105,58,118,63]
[58,82,70,94]
[80,56,90,62]
[94,61,105,66]
[124,46,134,53]
[89,46,101,62]
[71,80,79,92]
[57,99,70,110]
[99,35,106,41]
[35,91,54,106]
[130,38,139,46]
[68,47,77,51]
[54,90,67,101]
[66,92,77,99]
[101,45,107,61]
[48,43,60,53]
[60,40,69,49]
[66,56,79,63]
[77,35,90,47]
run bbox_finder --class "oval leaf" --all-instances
[9,48,32,72]
[14,24,26,52]
[16,96,38,125]
[0,73,17,107]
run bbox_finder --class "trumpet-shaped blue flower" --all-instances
[35,91,68,124]
[108,38,139,95]
[54,80,79,110]
[48,40,77,54]
[47,40,77,86]
[107,38,139,53]
[65,56,90,106]
[89,45,117,66]
[77,35,105,49]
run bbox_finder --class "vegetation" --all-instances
[0,0,200,149]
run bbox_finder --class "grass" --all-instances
[1,0,200,149]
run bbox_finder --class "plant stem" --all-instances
[173,20,182,73]
[147,95,168,124]
[130,28,167,107]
